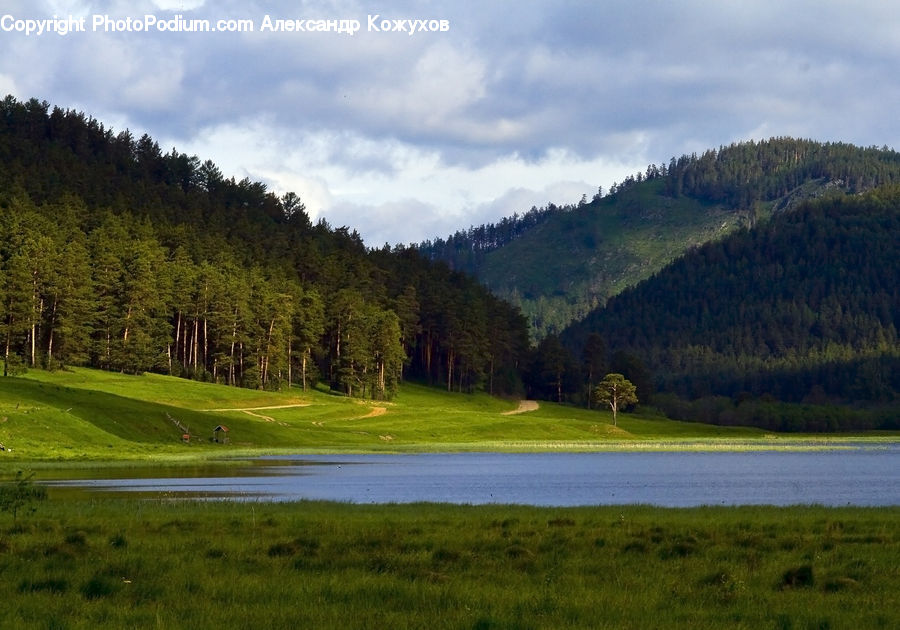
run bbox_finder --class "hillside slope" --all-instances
[479,180,734,336]
[0,367,767,460]
[560,186,900,427]
[420,138,900,338]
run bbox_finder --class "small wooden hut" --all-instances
[213,425,230,444]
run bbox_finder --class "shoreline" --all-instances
[2,434,898,471]
[0,434,894,488]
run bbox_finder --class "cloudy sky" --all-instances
[1,0,898,245]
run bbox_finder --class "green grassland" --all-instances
[2,369,898,629]
[0,367,894,464]
[1,498,896,629]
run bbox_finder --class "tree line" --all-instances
[662,138,900,208]
[0,96,530,398]
[605,137,900,207]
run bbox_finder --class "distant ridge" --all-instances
[419,138,900,339]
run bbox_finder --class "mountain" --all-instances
[419,138,900,339]
[3,97,896,432]
[559,186,900,430]
[0,96,530,398]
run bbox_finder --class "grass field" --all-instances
[0,367,894,465]
[1,369,897,629]
[0,498,896,629]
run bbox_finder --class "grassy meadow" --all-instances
[1,367,889,466]
[1,368,897,628]
[1,498,897,629]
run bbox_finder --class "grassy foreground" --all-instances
[1,498,897,629]
[2,369,897,628]
[1,367,892,463]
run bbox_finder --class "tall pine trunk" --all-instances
[3,319,11,377]
[192,318,199,372]
[229,314,237,386]
[181,314,189,370]
[446,349,454,392]
[203,316,208,374]
[46,298,57,365]
[174,311,182,371]
[301,349,308,391]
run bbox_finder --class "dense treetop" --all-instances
[662,137,900,208]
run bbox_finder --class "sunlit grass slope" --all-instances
[0,366,865,462]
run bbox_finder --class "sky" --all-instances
[1,0,899,246]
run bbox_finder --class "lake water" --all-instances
[47,446,900,507]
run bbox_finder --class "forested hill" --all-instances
[417,203,569,277]
[0,96,530,397]
[419,138,900,340]
[560,186,900,429]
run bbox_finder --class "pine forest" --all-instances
[2,96,899,432]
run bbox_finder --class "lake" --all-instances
[47,445,900,507]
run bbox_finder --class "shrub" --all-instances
[0,470,47,521]
[80,575,119,600]
[780,565,814,589]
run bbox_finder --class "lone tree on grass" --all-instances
[592,373,638,426]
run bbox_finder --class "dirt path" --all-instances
[309,405,386,428]
[204,404,310,412]
[502,400,540,415]
[240,409,276,422]
[203,403,309,425]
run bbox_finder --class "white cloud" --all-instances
[2,0,899,247]
[328,198,443,246]
[151,0,206,9]
[396,42,485,122]
[163,116,645,245]
[0,74,19,98]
